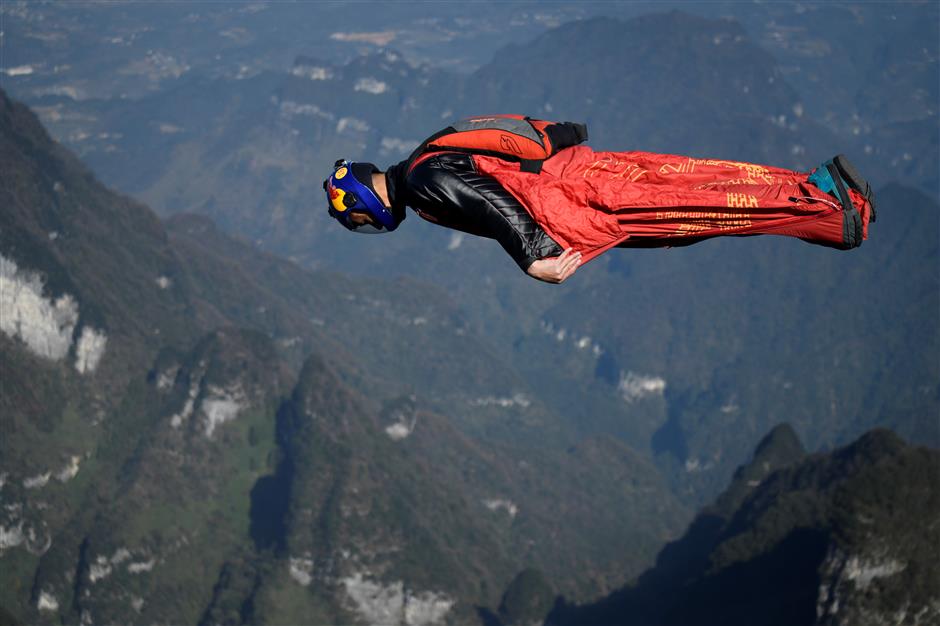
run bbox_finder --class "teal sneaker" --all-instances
[808,157,864,249]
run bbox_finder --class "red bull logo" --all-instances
[327,178,349,212]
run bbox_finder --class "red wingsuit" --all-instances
[472,146,873,265]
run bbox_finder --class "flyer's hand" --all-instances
[526,248,582,284]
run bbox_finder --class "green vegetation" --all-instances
[0,87,688,623]
[498,568,555,626]
[549,428,940,626]
[2,4,938,620]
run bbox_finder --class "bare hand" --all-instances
[526,248,582,283]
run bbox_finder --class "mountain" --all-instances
[5,2,937,538]
[469,12,822,163]
[186,350,689,625]
[463,12,938,501]
[544,425,940,626]
[0,84,305,623]
[8,3,935,193]
[540,180,939,502]
[0,88,695,623]
[734,3,940,195]
[2,4,938,622]
[0,1,628,91]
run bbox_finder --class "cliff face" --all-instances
[1,87,690,625]
[6,6,938,508]
[2,5,938,623]
[0,86,301,623]
[547,426,940,626]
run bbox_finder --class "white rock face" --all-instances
[127,558,155,573]
[289,556,314,586]
[618,371,666,402]
[470,393,531,409]
[330,31,397,46]
[344,573,406,623]
[817,545,910,621]
[385,421,413,441]
[447,233,464,251]
[56,456,82,482]
[111,548,132,565]
[1,506,51,556]
[279,100,334,120]
[539,320,603,356]
[341,572,454,626]
[1,254,78,361]
[483,498,518,518]
[23,472,51,489]
[380,137,419,155]
[88,548,135,582]
[354,78,388,94]
[336,117,370,133]
[37,590,59,612]
[841,555,906,590]
[89,555,113,583]
[291,65,332,81]
[201,385,245,438]
[156,368,177,390]
[384,402,418,441]
[3,65,35,76]
[684,458,714,474]
[404,591,456,626]
[74,325,107,373]
[25,523,52,556]
[0,522,25,552]
[1,255,107,373]
[171,380,199,427]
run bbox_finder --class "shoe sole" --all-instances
[834,154,876,223]
[825,161,863,249]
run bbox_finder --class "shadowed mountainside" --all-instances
[1,5,938,624]
[543,425,940,626]
[0,87,690,624]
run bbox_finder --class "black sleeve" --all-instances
[405,153,563,272]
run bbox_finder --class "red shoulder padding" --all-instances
[427,129,550,161]
[405,116,589,175]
